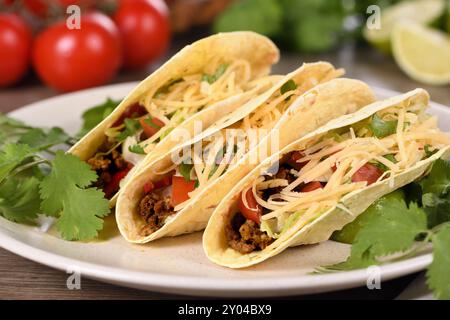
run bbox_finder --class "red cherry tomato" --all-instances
[32,12,122,92]
[286,151,307,171]
[300,181,323,193]
[104,164,133,198]
[139,116,165,138]
[143,173,173,194]
[113,0,170,68]
[171,176,195,207]
[154,174,173,189]
[0,14,32,87]
[238,188,262,224]
[143,181,154,194]
[351,163,383,186]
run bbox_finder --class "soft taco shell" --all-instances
[203,88,450,268]
[116,76,375,243]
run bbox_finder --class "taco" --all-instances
[69,32,280,204]
[203,88,450,268]
[116,74,375,243]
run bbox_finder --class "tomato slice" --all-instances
[171,176,196,207]
[139,116,165,139]
[300,181,323,192]
[104,164,133,198]
[286,151,307,170]
[154,174,173,189]
[143,174,173,194]
[143,181,154,194]
[351,163,383,186]
[112,103,147,126]
[238,188,262,224]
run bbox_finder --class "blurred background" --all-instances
[1,0,449,113]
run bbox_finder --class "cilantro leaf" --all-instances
[78,98,121,137]
[0,144,34,183]
[116,118,141,142]
[425,145,438,158]
[18,127,70,150]
[128,144,145,155]
[279,0,344,53]
[427,226,450,300]
[332,190,404,244]
[280,80,298,95]
[421,160,450,196]
[213,0,283,37]
[327,197,427,270]
[39,152,109,240]
[0,176,41,223]
[422,193,450,229]
[369,114,398,138]
[179,162,193,181]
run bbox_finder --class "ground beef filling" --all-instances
[226,212,274,254]
[139,191,174,236]
[226,158,302,254]
[87,149,127,190]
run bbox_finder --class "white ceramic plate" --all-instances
[1,83,449,297]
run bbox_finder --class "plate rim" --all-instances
[1,83,447,297]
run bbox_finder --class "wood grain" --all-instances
[0,42,447,299]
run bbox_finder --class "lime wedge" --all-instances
[392,23,450,85]
[364,0,445,53]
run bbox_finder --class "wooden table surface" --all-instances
[0,39,449,299]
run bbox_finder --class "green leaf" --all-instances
[427,226,450,300]
[327,197,427,270]
[39,152,110,240]
[0,144,34,184]
[421,160,450,196]
[116,118,141,142]
[425,144,438,158]
[422,192,450,229]
[78,98,120,137]
[280,80,298,95]
[332,190,404,244]
[279,0,344,53]
[179,162,193,182]
[213,0,283,37]
[0,176,41,223]
[18,127,70,150]
[128,144,146,155]
[369,114,398,138]
[370,154,398,172]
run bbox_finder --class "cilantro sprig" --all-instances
[0,106,113,241]
[320,159,450,299]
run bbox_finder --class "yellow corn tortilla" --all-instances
[203,88,450,269]
[116,75,375,243]
[68,32,280,205]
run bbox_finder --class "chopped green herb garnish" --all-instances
[369,114,398,138]
[78,98,121,137]
[425,144,438,158]
[280,80,298,95]
[179,162,193,181]
[116,118,141,142]
[128,144,146,155]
